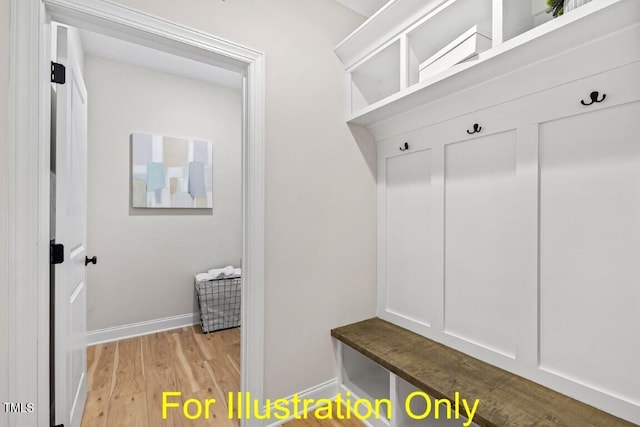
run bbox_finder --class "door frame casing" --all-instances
[7,1,265,426]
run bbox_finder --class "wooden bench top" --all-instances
[331,318,636,427]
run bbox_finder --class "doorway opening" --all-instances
[8,2,265,427]
[49,21,246,426]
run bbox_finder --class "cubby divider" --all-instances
[339,0,628,120]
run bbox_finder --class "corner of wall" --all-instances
[348,123,377,178]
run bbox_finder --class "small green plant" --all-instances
[546,0,564,17]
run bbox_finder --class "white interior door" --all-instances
[54,25,88,427]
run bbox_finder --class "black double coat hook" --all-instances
[581,91,607,106]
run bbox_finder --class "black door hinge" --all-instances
[51,61,66,84]
[50,242,64,265]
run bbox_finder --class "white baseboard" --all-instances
[264,378,339,427]
[336,383,382,427]
[87,312,200,345]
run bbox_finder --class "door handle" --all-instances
[85,256,97,266]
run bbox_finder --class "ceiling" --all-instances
[333,0,389,17]
[79,28,244,90]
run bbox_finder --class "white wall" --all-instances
[111,0,377,400]
[84,56,243,330]
[0,0,10,425]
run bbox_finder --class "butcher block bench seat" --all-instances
[331,318,635,427]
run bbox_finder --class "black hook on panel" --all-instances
[399,142,409,151]
[580,91,607,106]
[466,123,482,135]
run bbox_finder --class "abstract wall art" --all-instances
[131,133,213,208]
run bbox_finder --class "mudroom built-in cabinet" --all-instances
[378,59,640,373]
[334,0,640,424]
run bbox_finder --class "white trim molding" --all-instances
[8,1,265,426]
[264,379,339,427]
[86,313,201,346]
[8,0,50,425]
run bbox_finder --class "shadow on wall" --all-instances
[348,123,377,178]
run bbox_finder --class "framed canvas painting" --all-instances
[131,133,213,208]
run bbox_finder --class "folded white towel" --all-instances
[208,265,236,279]
[207,268,224,279]
[196,273,213,281]
[233,267,242,277]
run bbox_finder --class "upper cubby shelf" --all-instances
[351,40,401,112]
[335,0,639,126]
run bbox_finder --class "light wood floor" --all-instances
[82,326,362,427]
[82,325,241,427]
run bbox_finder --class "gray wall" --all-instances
[0,0,10,425]
[84,56,243,330]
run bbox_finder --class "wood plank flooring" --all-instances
[82,326,240,427]
[82,326,361,427]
